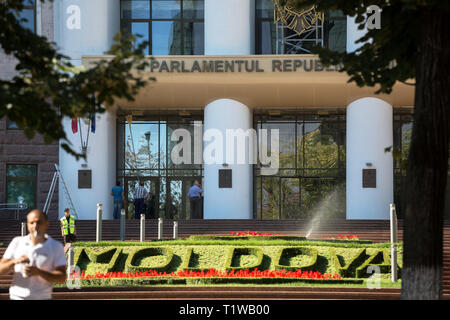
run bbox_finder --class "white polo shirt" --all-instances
[3,234,66,300]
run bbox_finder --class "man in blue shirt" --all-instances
[188,180,203,219]
[111,181,125,219]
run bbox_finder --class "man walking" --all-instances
[60,208,76,254]
[134,181,149,219]
[111,181,125,219]
[188,180,203,219]
[0,210,66,300]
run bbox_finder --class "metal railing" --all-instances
[276,20,324,54]
[0,203,29,220]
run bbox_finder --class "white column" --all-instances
[205,0,254,55]
[346,97,393,220]
[36,0,42,36]
[346,15,366,53]
[55,1,120,219]
[203,99,253,219]
[203,1,254,218]
[54,0,120,65]
[59,110,116,220]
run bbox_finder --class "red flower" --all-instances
[78,267,342,280]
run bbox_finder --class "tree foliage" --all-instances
[0,0,154,158]
[286,0,450,299]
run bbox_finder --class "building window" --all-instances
[120,0,204,55]
[255,0,277,54]
[255,0,347,54]
[6,164,37,209]
[7,118,19,129]
[324,10,347,53]
[14,0,36,32]
[393,113,413,219]
[254,113,346,219]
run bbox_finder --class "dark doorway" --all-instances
[124,177,160,219]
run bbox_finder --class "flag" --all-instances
[91,113,96,133]
[91,93,96,133]
[72,118,78,133]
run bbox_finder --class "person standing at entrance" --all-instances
[60,208,76,253]
[188,180,203,219]
[111,181,125,219]
[134,181,149,219]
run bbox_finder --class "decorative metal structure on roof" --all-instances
[272,0,324,54]
[273,0,324,36]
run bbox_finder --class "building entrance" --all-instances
[124,177,159,219]
[117,113,204,220]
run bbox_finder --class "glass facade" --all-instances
[392,113,450,219]
[393,113,413,219]
[120,0,204,55]
[120,0,346,56]
[13,0,36,32]
[254,113,346,219]
[116,113,203,219]
[115,111,419,220]
[255,0,277,54]
[6,164,37,209]
[324,10,347,53]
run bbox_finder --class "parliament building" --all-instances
[3,0,447,221]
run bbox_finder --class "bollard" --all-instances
[120,209,126,241]
[67,246,74,279]
[21,222,26,237]
[140,214,146,242]
[173,221,178,240]
[390,203,398,282]
[96,203,102,242]
[158,218,163,240]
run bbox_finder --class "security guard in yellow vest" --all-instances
[60,208,76,253]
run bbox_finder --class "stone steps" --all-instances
[1,219,450,299]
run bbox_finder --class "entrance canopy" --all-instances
[82,54,414,110]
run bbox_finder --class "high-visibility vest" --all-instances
[60,215,76,235]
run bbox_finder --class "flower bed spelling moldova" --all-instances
[69,235,402,288]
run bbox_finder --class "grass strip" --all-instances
[62,277,364,287]
[73,240,399,249]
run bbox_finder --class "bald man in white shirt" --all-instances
[0,209,67,300]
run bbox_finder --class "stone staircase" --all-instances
[1,219,450,299]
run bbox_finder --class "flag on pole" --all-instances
[72,118,78,133]
[91,114,96,133]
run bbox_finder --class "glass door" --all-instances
[124,177,160,219]
[167,177,202,219]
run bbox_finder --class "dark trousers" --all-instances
[113,200,123,219]
[64,234,76,244]
[190,197,202,219]
[134,198,146,219]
